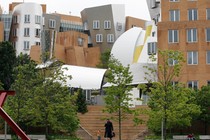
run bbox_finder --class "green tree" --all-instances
[97,49,111,68]
[7,59,79,136]
[76,88,88,114]
[142,50,200,139]
[195,85,210,134]
[103,55,135,140]
[0,41,16,90]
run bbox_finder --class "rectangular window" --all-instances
[13,28,17,37]
[24,15,30,23]
[207,51,210,64]
[104,20,111,29]
[77,37,84,46]
[13,15,18,24]
[148,42,157,55]
[24,41,30,50]
[187,28,197,42]
[35,15,41,24]
[170,10,180,21]
[116,22,122,31]
[35,42,40,46]
[206,28,210,42]
[107,34,114,43]
[208,81,210,85]
[96,34,103,43]
[188,9,198,21]
[188,81,198,90]
[187,51,198,65]
[93,20,100,29]
[171,81,178,86]
[35,28,40,37]
[24,28,30,37]
[49,19,56,28]
[168,29,179,43]
[207,9,210,20]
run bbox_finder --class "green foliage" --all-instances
[142,50,200,138]
[76,88,88,114]
[195,85,210,134]
[6,58,79,135]
[96,49,111,68]
[0,41,16,90]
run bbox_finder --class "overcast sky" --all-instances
[0,0,151,20]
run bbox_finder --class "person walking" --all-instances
[104,119,114,140]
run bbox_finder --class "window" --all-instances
[187,28,197,42]
[93,20,100,29]
[207,9,210,20]
[24,28,30,37]
[208,81,210,85]
[78,37,84,46]
[116,22,122,31]
[206,28,210,42]
[188,81,198,90]
[13,28,17,37]
[35,28,40,37]
[49,19,56,28]
[187,51,198,65]
[13,15,18,24]
[171,81,178,86]
[35,42,40,46]
[24,41,29,50]
[24,15,30,23]
[188,9,198,21]
[96,34,103,43]
[168,29,179,43]
[104,20,111,29]
[107,34,114,43]
[169,10,180,21]
[207,51,210,64]
[35,15,41,24]
[148,42,157,55]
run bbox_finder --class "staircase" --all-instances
[77,105,149,140]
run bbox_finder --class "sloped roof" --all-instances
[61,65,107,90]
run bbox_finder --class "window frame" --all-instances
[104,20,111,29]
[24,28,30,37]
[35,15,41,24]
[187,28,197,43]
[187,81,198,90]
[187,51,198,65]
[24,41,30,50]
[188,9,198,21]
[147,42,157,55]
[207,8,210,20]
[169,9,180,21]
[96,34,103,43]
[207,51,210,64]
[107,34,114,43]
[49,19,56,29]
[35,28,40,37]
[168,29,179,43]
[93,20,100,29]
[24,14,30,23]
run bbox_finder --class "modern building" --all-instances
[81,4,126,53]
[158,0,210,89]
[10,3,43,55]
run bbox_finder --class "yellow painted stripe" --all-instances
[133,45,143,63]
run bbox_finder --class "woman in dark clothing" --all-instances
[104,119,114,140]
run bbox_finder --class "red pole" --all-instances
[0,91,30,140]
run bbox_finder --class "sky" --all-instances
[0,0,151,20]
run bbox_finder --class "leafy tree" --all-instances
[195,85,210,134]
[103,55,136,140]
[142,50,200,140]
[76,88,88,114]
[6,59,79,136]
[97,49,111,68]
[0,41,16,90]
